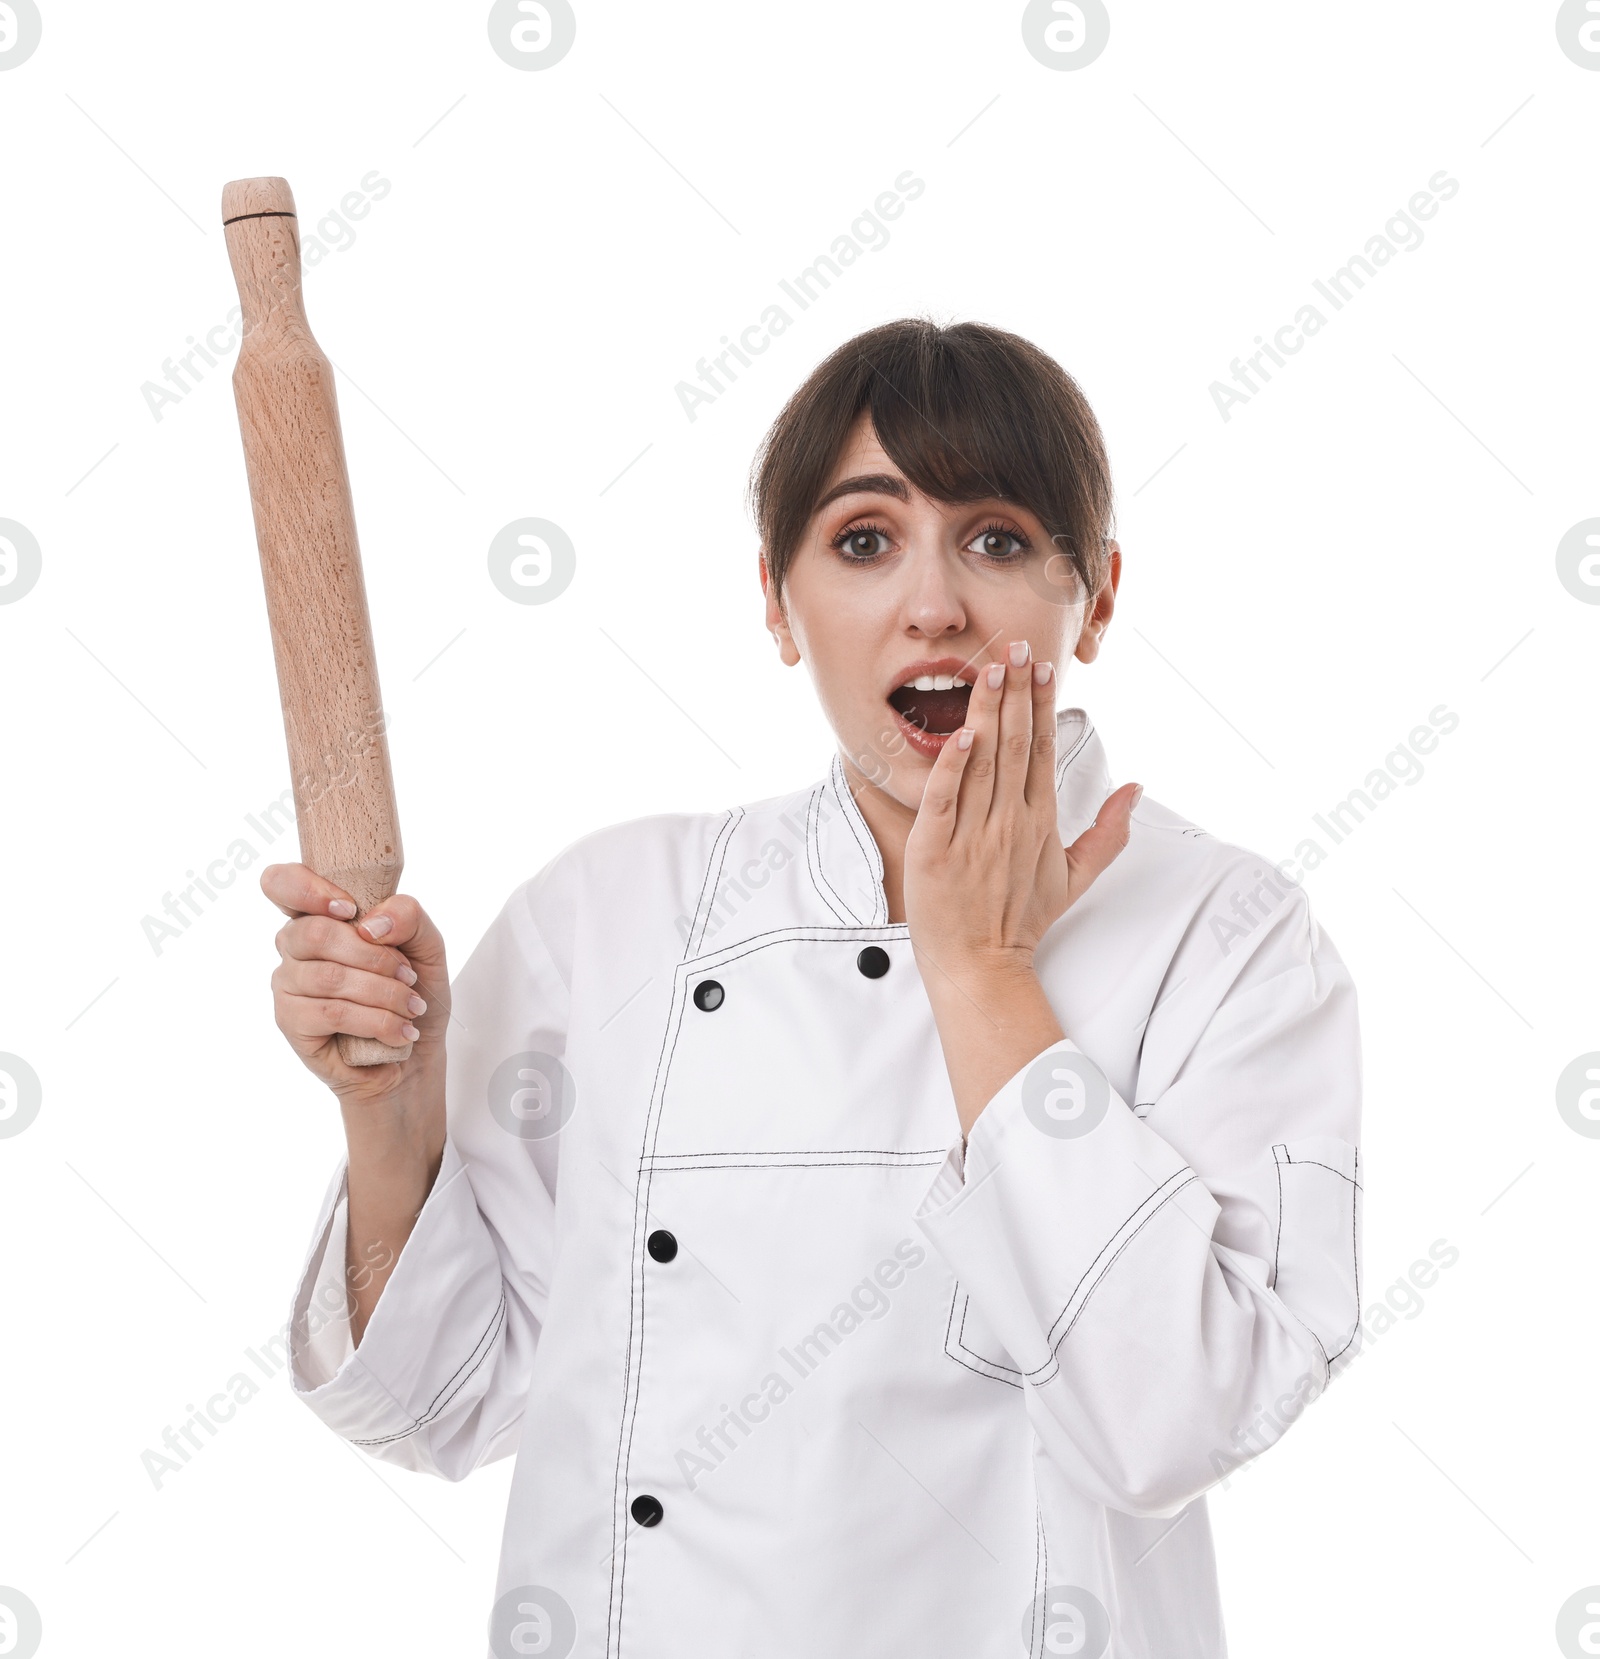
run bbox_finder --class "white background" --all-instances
[1,2,1596,1654]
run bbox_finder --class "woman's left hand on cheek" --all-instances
[902,639,1142,981]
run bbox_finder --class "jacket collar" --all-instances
[807,706,1114,928]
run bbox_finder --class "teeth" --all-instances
[901,673,971,691]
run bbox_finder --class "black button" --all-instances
[631,1493,664,1528]
[693,979,724,1011]
[647,1229,678,1263]
[856,946,891,979]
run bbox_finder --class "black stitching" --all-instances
[640,1157,946,1171]
[351,1290,506,1446]
[1042,1168,1195,1352]
[611,922,951,1645]
[351,1291,507,1447]
[607,968,692,1646]
[1280,1156,1363,1189]
[1273,1153,1284,1290]
[612,813,746,1641]
[697,807,743,954]
[1326,1145,1362,1364]
[680,918,908,971]
[1039,1512,1050,1655]
[422,1288,506,1417]
[830,755,885,925]
[1271,1142,1363,1365]
[958,1287,1021,1378]
[1053,709,1092,789]
[683,924,909,978]
[1026,1173,1200,1386]
[1310,1330,1331,1380]
[684,809,742,959]
[645,1146,947,1161]
[944,1339,1025,1388]
[941,1281,1024,1388]
[806,783,853,924]
[1028,1507,1046,1656]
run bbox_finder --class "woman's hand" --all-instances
[903,639,1139,1136]
[262,862,453,1342]
[262,862,451,1111]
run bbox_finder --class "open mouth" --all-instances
[888,672,973,737]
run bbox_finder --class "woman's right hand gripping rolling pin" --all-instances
[261,861,451,1341]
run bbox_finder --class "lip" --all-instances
[884,654,991,761]
[883,654,988,700]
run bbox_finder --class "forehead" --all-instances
[811,413,1036,527]
[826,410,891,476]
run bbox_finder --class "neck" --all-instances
[838,755,917,924]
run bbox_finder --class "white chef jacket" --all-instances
[287,706,1362,1659]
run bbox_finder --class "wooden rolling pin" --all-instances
[222,175,409,1066]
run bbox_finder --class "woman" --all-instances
[267,319,1362,1658]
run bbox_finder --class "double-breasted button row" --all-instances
[668,944,896,1537]
[692,948,891,1014]
[635,1228,676,1528]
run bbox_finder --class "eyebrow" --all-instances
[811,473,911,514]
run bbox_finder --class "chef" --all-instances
[267,318,1362,1659]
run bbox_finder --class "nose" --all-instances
[898,542,967,639]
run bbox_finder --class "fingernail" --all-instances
[1131,783,1144,808]
[1008,640,1030,667]
[328,899,357,919]
[986,663,1005,690]
[361,914,393,939]
[407,994,427,1016]
[401,1022,421,1042]
[1033,661,1054,685]
[957,728,974,750]
[395,962,418,985]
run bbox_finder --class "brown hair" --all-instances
[748,317,1114,601]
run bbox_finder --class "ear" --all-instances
[760,550,802,667]
[1074,539,1121,665]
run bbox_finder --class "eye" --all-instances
[830,521,892,561]
[966,522,1030,562]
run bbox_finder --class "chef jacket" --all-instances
[287,706,1362,1659]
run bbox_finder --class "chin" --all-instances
[835,731,934,809]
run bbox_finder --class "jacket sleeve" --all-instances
[914,870,1362,1519]
[285,864,573,1480]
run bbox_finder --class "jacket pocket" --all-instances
[1271,1137,1361,1377]
[943,1281,1024,1388]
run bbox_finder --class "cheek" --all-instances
[784,570,885,692]
[1055,610,1086,661]
[1016,577,1088,663]
[984,598,1081,670]
[790,621,911,780]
